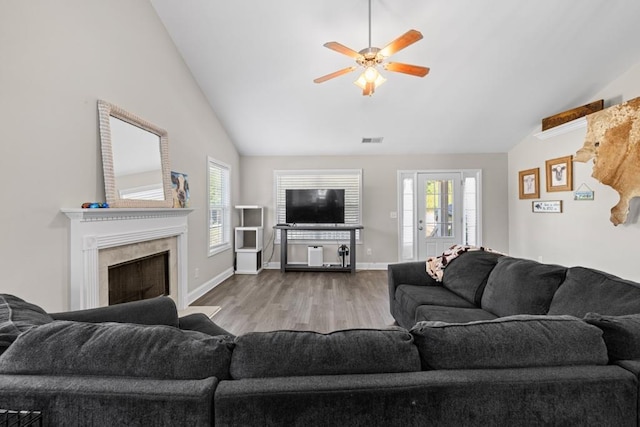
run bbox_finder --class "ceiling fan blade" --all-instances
[383,62,430,77]
[313,66,358,84]
[378,29,423,58]
[323,41,363,60]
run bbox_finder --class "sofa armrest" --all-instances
[387,261,437,304]
[0,374,216,427]
[49,296,179,327]
[179,313,234,337]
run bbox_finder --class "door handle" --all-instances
[418,226,423,231]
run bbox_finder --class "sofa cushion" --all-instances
[230,328,421,379]
[584,312,640,361]
[414,305,497,324]
[0,320,234,380]
[441,250,504,305]
[410,315,608,370]
[395,285,476,315]
[480,257,567,317]
[0,294,53,354]
[549,267,640,317]
[50,295,179,327]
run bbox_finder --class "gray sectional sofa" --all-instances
[2,250,640,426]
[388,251,640,327]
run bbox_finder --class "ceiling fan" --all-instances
[313,0,430,96]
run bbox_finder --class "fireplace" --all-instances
[108,251,170,305]
[62,208,193,310]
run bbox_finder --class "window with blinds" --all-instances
[208,157,231,256]
[274,169,362,243]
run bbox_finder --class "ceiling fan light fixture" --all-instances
[363,66,379,83]
[314,0,428,96]
[354,69,386,93]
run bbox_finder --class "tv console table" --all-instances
[273,224,363,274]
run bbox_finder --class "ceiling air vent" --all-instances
[361,137,384,144]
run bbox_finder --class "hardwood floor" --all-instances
[193,269,396,335]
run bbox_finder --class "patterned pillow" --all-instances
[0,294,53,354]
[426,245,504,282]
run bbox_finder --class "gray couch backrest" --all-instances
[549,267,640,317]
[229,328,421,379]
[481,257,567,317]
[441,250,504,305]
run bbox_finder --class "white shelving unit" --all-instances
[234,205,264,274]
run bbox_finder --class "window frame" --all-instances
[208,157,232,256]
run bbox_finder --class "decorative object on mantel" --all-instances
[532,200,562,213]
[541,100,604,131]
[81,202,109,209]
[171,171,190,208]
[575,96,640,226]
[518,168,539,199]
[545,155,573,192]
[574,183,595,201]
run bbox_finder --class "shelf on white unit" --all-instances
[534,116,587,140]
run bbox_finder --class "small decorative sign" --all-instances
[574,183,594,201]
[532,200,562,213]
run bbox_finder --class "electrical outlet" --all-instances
[194,267,200,279]
[366,248,372,256]
[390,211,398,219]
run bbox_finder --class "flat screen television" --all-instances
[285,189,345,224]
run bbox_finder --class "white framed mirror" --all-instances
[98,100,173,208]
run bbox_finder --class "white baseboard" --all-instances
[263,262,390,271]
[187,267,234,305]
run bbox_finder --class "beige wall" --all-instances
[240,154,508,266]
[0,0,239,311]
[508,62,640,281]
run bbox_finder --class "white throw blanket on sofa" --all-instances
[426,245,504,281]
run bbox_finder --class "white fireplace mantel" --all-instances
[62,208,193,310]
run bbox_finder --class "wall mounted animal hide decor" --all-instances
[575,96,640,225]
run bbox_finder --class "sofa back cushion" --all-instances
[0,320,234,380]
[230,328,420,379]
[480,257,567,317]
[410,315,608,370]
[548,267,640,317]
[0,294,53,354]
[441,250,503,305]
[584,312,640,361]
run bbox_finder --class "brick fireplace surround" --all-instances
[62,208,193,311]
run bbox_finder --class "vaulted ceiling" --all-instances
[150,1,640,156]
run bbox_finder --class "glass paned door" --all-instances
[417,172,462,259]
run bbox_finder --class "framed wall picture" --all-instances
[532,200,563,213]
[519,168,540,199]
[545,155,573,192]
[171,171,190,208]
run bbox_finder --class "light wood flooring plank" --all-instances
[193,270,396,335]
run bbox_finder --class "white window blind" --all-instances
[274,169,362,243]
[208,157,231,255]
